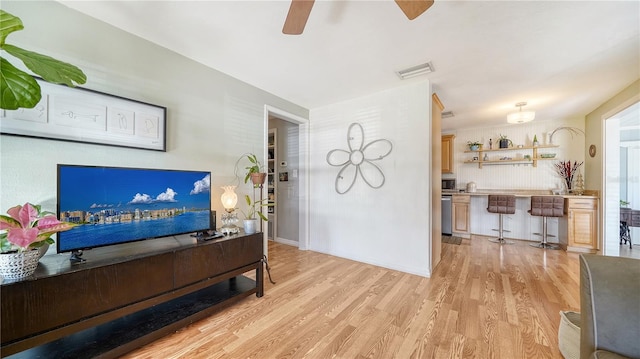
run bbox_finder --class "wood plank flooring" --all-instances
[123,235,581,358]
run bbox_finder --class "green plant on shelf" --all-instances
[467,141,482,150]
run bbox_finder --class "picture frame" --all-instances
[279,172,288,182]
[1,78,167,151]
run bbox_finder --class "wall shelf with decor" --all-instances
[267,129,277,240]
[463,145,559,168]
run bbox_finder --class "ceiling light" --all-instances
[507,102,535,124]
[442,111,454,118]
[396,62,434,80]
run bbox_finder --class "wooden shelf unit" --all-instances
[267,129,277,240]
[463,144,559,168]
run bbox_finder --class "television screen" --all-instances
[57,165,212,253]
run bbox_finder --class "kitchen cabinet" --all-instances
[561,198,598,253]
[441,134,454,174]
[452,194,470,236]
[463,145,559,168]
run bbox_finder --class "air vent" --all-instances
[395,62,434,80]
[442,111,454,119]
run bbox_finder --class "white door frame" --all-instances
[263,105,310,255]
[601,95,639,256]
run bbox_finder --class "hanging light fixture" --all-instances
[507,102,535,124]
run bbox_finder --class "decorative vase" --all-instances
[37,242,50,259]
[0,250,40,280]
[499,139,510,149]
[250,173,267,187]
[564,178,573,194]
[243,219,258,234]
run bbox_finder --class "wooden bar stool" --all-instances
[487,195,516,244]
[528,196,563,250]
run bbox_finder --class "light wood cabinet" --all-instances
[441,134,454,174]
[561,198,598,253]
[452,194,470,235]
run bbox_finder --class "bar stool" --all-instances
[487,195,516,244]
[528,196,563,249]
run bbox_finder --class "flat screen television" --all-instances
[57,164,212,258]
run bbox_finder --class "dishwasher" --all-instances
[442,195,452,235]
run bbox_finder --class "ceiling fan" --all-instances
[282,0,435,35]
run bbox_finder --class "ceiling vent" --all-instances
[442,111,454,119]
[396,62,434,80]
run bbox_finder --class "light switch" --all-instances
[292,169,298,178]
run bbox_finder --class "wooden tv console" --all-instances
[0,232,263,358]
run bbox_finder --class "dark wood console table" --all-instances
[620,208,640,248]
[1,232,263,358]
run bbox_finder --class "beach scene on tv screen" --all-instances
[58,166,211,251]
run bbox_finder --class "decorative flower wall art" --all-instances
[326,123,393,194]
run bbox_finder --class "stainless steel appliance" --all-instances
[442,179,456,190]
[442,194,452,235]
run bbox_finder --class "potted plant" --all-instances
[240,195,273,234]
[244,154,267,187]
[0,202,77,279]
[467,141,482,151]
[620,199,630,208]
[0,10,87,110]
[498,134,512,149]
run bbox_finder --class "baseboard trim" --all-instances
[275,237,298,247]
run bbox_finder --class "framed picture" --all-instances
[279,172,288,182]
[1,78,166,151]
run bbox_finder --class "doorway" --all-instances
[263,105,309,257]
[603,100,640,258]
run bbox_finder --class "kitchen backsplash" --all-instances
[443,117,586,191]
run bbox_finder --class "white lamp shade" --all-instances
[221,186,238,210]
[507,110,535,124]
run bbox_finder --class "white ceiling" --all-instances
[58,0,639,131]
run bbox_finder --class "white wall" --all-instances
[446,117,586,191]
[0,2,307,254]
[309,81,432,277]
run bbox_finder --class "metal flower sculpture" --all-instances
[326,123,393,194]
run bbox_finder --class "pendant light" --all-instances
[507,102,535,124]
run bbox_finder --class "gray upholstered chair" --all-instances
[487,195,516,244]
[579,254,640,359]
[528,195,564,250]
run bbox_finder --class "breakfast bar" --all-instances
[444,189,599,253]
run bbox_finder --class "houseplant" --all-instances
[0,202,77,279]
[0,10,87,110]
[243,153,266,187]
[467,141,482,151]
[498,134,512,149]
[240,195,273,234]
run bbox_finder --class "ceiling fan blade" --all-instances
[282,0,315,35]
[395,0,434,20]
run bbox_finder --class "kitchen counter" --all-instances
[442,189,598,199]
[444,189,599,252]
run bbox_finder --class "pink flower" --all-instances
[0,202,77,252]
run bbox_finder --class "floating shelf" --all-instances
[463,145,559,168]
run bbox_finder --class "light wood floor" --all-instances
[123,235,581,359]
